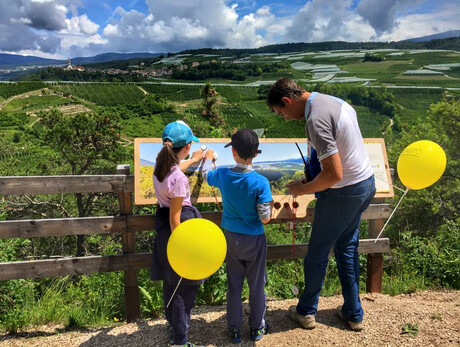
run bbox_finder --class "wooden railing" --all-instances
[0,165,391,322]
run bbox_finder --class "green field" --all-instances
[391,88,444,123]
[51,83,145,105]
[0,81,46,99]
[354,106,390,137]
[2,95,70,112]
[343,60,411,82]
[1,47,458,141]
[140,83,202,101]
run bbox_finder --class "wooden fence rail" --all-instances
[0,165,392,322]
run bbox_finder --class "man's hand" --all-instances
[205,149,215,161]
[285,180,307,197]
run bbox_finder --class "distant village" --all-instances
[64,57,204,78]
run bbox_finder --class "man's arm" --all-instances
[286,153,342,196]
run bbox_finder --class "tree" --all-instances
[201,83,225,128]
[40,109,126,256]
[386,99,460,287]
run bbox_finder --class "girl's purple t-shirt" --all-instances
[153,165,192,207]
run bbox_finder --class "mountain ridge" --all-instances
[1,30,459,68]
[406,30,460,42]
[0,52,164,67]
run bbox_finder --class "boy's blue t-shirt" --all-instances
[207,168,272,235]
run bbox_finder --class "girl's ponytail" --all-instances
[154,141,182,182]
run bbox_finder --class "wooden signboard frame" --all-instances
[134,138,393,219]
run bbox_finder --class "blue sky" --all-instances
[140,141,307,166]
[0,0,459,59]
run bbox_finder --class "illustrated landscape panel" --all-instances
[134,138,393,206]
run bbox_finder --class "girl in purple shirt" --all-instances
[150,121,205,347]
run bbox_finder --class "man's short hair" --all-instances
[266,78,305,109]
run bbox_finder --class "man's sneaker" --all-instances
[177,343,203,347]
[228,327,242,344]
[288,305,316,329]
[336,306,364,331]
[250,323,269,341]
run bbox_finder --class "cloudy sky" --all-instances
[1,0,459,59]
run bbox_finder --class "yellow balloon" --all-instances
[397,140,446,190]
[167,218,227,280]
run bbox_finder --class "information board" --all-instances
[134,138,393,218]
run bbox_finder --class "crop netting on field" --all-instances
[50,83,144,105]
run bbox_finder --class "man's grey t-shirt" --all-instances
[304,92,373,188]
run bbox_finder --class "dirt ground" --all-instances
[1,290,459,347]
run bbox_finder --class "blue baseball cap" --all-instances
[162,120,199,148]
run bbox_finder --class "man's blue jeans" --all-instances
[297,175,376,323]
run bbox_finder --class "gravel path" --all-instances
[1,290,459,347]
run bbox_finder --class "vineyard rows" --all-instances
[0,82,46,99]
[50,83,144,105]
[139,84,202,101]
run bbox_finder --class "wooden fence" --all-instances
[0,165,391,322]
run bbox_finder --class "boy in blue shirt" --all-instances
[202,129,273,343]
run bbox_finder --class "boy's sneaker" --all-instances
[228,327,242,344]
[336,306,364,331]
[177,343,203,347]
[288,305,316,329]
[250,323,269,341]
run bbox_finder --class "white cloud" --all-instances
[56,13,105,57]
[1,0,459,59]
[77,14,99,35]
[378,3,460,41]
[103,24,119,37]
[0,0,74,54]
[357,0,425,37]
[21,1,68,31]
[284,0,354,43]
[93,1,298,53]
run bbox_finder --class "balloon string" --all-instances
[374,187,409,243]
[374,174,406,193]
[166,277,183,308]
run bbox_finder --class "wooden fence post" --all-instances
[117,164,141,322]
[366,197,385,293]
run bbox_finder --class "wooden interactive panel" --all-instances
[134,138,393,220]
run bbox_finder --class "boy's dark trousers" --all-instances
[163,281,199,345]
[225,230,267,330]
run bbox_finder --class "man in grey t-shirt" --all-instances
[267,78,376,332]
